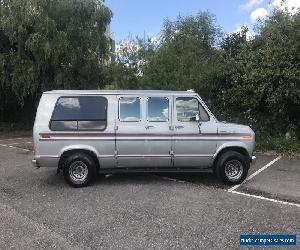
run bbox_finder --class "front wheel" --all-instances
[215,151,249,185]
[63,153,97,187]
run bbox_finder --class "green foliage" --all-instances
[0,121,32,132]
[0,0,112,121]
[216,10,300,138]
[256,134,300,155]
[1,3,299,153]
[110,9,300,152]
[141,12,222,94]
[107,37,158,89]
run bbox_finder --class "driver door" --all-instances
[172,96,217,168]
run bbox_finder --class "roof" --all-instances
[43,89,197,95]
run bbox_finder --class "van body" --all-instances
[32,90,256,187]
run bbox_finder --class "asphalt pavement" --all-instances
[0,137,299,249]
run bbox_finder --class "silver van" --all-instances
[32,90,256,187]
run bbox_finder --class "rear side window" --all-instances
[50,96,107,131]
[147,97,169,122]
[119,97,141,122]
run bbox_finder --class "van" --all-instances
[32,90,256,187]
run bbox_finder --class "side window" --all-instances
[119,97,141,122]
[50,96,107,131]
[147,97,169,122]
[176,97,209,122]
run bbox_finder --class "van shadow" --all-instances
[93,172,227,189]
[44,171,226,189]
[153,172,227,189]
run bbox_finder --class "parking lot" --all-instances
[0,137,299,249]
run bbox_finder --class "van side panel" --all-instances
[33,94,59,167]
[32,90,255,173]
[33,94,116,168]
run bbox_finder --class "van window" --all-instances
[176,97,209,122]
[50,96,107,131]
[119,97,140,122]
[147,97,169,122]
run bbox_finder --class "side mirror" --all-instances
[190,114,200,122]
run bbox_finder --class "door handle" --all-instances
[175,125,184,129]
[169,125,174,131]
[145,125,155,130]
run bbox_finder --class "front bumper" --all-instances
[251,155,256,164]
[32,159,40,169]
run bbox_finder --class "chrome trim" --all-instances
[98,155,115,159]
[39,134,248,142]
[40,138,243,142]
[38,154,213,160]
[39,155,59,158]
[40,132,248,137]
[118,154,171,158]
[40,137,115,141]
[174,154,213,157]
[117,154,213,158]
[251,155,256,164]
[32,159,39,169]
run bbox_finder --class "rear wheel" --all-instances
[215,151,249,185]
[63,152,97,187]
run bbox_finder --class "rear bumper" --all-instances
[32,156,59,168]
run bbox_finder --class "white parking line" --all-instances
[0,143,32,152]
[231,190,300,208]
[228,156,282,192]
[6,141,32,146]
[0,137,29,142]
[226,156,300,208]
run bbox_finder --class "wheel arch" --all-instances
[213,145,250,172]
[58,146,100,171]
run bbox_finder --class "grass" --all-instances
[0,122,32,132]
[256,136,300,155]
[0,122,32,139]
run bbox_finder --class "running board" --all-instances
[99,167,213,174]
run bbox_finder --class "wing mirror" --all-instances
[191,114,200,122]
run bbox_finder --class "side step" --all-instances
[99,167,213,174]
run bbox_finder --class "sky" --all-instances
[105,0,299,42]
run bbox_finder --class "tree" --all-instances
[110,9,300,140]
[221,26,248,57]
[0,0,112,122]
[106,37,158,89]
[218,10,300,137]
[108,11,223,96]
[140,11,223,102]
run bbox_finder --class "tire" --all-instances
[215,151,249,185]
[63,152,97,187]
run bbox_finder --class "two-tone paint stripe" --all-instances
[38,154,214,160]
[39,132,251,141]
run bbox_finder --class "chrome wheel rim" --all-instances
[224,159,243,181]
[69,161,88,183]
